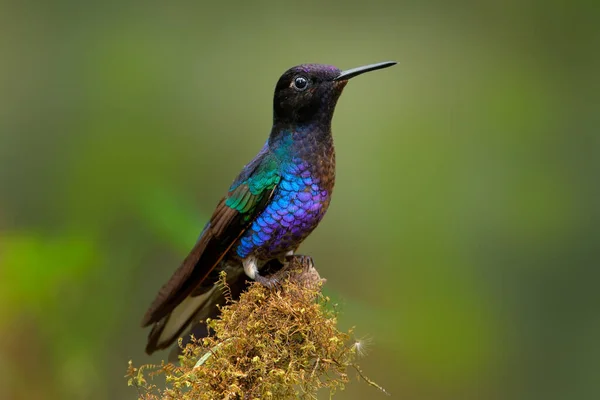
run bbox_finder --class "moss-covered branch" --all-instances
[127,257,386,399]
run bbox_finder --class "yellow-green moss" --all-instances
[127,268,386,399]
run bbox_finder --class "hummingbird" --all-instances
[142,61,397,358]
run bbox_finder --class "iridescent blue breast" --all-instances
[234,160,331,260]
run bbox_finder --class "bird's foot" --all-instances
[282,254,322,289]
[254,255,317,290]
[284,254,314,271]
[254,272,282,290]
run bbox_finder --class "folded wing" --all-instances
[141,149,280,354]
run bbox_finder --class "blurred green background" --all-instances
[1,1,598,399]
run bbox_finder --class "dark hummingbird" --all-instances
[142,61,397,358]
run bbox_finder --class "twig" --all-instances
[352,363,390,396]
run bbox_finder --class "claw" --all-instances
[254,255,315,290]
[254,272,282,290]
[284,255,314,270]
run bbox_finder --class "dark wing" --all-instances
[141,147,280,329]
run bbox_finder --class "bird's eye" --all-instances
[292,76,309,91]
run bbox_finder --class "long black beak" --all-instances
[334,61,397,81]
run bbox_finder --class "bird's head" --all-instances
[272,61,396,127]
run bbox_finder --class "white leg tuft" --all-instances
[243,256,258,280]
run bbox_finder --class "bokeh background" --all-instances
[1,1,598,399]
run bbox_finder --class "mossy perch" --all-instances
[127,257,387,399]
